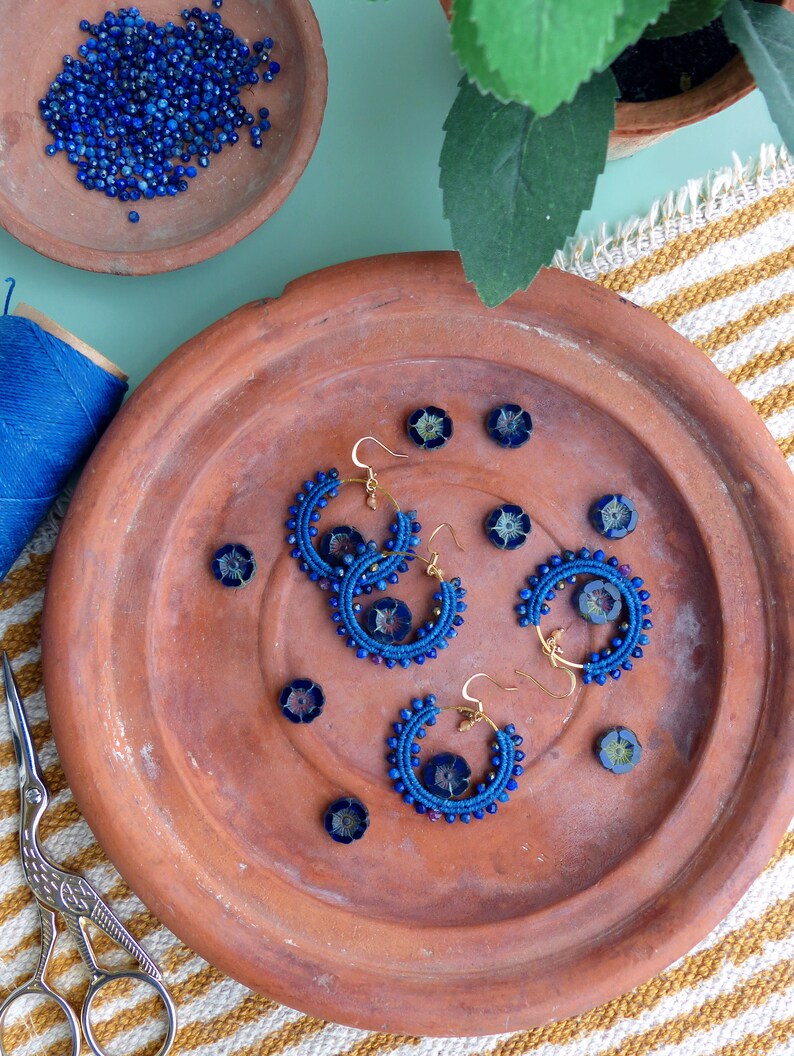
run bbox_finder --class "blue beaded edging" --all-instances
[329,546,467,667]
[386,696,524,823]
[515,547,652,684]
[285,468,420,592]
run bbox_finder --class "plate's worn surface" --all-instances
[0,0,327,273]
[42,256,794,1035]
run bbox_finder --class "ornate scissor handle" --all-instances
[82,968,177,1056]
[0,976,82,1056]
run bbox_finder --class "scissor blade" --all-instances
[2,651,45,790]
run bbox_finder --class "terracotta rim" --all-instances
[0,3,328,275]
[41,254,794,1035]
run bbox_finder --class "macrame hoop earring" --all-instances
[286,438,420,592]
[386,675,525,823]
[329,526,467,668]
[515,546,652,685]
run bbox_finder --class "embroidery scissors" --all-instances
[0,653,177,1056]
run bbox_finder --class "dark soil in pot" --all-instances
[613,18,738,101]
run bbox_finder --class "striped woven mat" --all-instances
[2,144,793,1056]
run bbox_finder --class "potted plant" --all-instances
[415,0,794,305]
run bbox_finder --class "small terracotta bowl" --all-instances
[0,0,327,274]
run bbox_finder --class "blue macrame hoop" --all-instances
[386,695,524,823]
[515,546,652,685]
[285,468,420,591]
[329,544,466,667]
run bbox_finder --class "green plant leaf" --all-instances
[723,0,794,150]
[451,0,512,102]
[602,0,677,63]
[644,0,726,38]
[468,0,625,115]
[440,71,617,307]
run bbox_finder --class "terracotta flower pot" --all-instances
[439,0,794,159]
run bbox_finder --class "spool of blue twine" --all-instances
[0,279,128,579]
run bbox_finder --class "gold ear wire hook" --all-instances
[515,637,577,699]
[451,673,518,731]
[426,522,465,580]
[350,436,408,510]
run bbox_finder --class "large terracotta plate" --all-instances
[42,255,794,1036]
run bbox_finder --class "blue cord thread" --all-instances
[387,696,522,822]
[286,468,419,591]
[515,548,652,685]
[0,310,127,580]
[330,545,466,667]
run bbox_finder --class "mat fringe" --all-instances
[555,143,794,281]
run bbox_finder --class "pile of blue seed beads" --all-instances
[38,7,281,221]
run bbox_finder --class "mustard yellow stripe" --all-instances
[709,1015,794,1056]
[752,381,794,420]
[778,433,794,458]
[0,612,41,662]
[765,830,794,870]
[205,1014,327,1056]
[726,339,794,386]
[645,247,794,325]
[695,293,794,355]
[0,552,50,612]
[596,183,794,295]
[487,958,794,1056]
[337,1032,421,1056]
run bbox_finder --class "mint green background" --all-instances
[0,0,781,392]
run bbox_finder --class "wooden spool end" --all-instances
[13,303,128,383]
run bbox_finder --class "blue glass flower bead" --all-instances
[367,598,413,644]
[324,797,370,844]
[486,403,532,448]
[319,525,365,568]
[596,727,642,774]
[485,504,532,550]
[211,544,257,587]
[575,579,622,624]
[279,679,325,724]
[591,495,638,539]
[424,753,471,800]
[406,406,453,450]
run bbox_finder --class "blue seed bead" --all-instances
[128,210,140,223]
